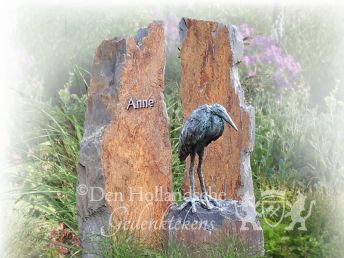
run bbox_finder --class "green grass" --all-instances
[165,81,185,200]
[8,72,86,257]
[97,228,250,258]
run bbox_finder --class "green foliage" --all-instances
[252,88,344,189]
[261,189,344,258]
[251,88,344,257]
[9,70,87,256]
[97,228,249,258]
[164,81,185,200]
[20,80,85,231]
[98,229,163,258]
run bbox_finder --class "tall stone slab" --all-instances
[179,18,255,203]
[173,17,263,256]
[77,22,172,256]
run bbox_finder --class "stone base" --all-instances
[166,200,264,256]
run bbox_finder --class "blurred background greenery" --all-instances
[6,3,344,257]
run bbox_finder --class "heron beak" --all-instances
[222,111,238,131]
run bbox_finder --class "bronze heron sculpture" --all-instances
[178,104,238,213]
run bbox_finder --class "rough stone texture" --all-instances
[77,22,172,257]
[179,18,255,203]
[166,201,264,256]
[177,17,263,256]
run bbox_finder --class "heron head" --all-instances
[210,104,238,131]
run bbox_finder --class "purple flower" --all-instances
[242,55,257,67]
[252,36,277,48]
[237,24,255,39]
[237,23,301,89]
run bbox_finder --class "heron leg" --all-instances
[189,153,196,198]
[178,153,198,212]
[197,150,214,210]
[188,153,197,212]
[197,150,206,193]
[178,153,210,213]
[197,150,220,208]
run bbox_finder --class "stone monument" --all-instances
[77,17,264,257]
[166,18,264,256]
[77,22,172,256]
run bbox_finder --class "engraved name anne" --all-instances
[126,97,156,110]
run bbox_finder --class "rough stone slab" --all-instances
[179,18,255,203]
[177,17,263,255]
[167,201,264,256]
[77,21,172,256]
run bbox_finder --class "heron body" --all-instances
[179,105,225,160]
[178,103,238,213]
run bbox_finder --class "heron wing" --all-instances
[179,106,211,160]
